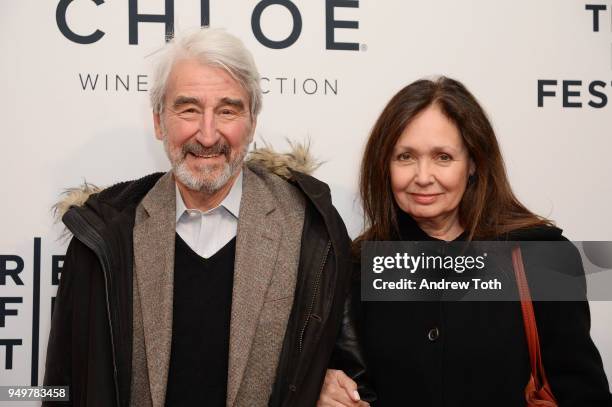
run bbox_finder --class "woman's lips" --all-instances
[410,193,441,204]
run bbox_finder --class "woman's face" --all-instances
[390,104,474,226]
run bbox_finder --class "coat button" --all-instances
[289,384,297,392]
[428,327,440,341]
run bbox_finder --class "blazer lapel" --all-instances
[132,171,176,407]
[227,167,282,407]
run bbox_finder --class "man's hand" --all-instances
[317,369,370,407]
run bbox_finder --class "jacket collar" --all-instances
[132,171,176,407]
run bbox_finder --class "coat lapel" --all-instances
[227,167,282,407]
[132,172,176,407]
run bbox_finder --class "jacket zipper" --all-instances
[298,240,331,353]
[66,212,122,407]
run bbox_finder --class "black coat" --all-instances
[359,212,612,407]
[43,169,374,407]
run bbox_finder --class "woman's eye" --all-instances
[438,154,452,161]
[397,152,413,161]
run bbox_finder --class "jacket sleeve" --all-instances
[43,238,79,406]
[43,237,104,407]
[532,241,612,406]
[329,259,377,403]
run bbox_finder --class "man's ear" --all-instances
[248,117,257,144]
[153,112,163,140]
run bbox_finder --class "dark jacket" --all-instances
[359,212,612,407]
[43,168,373,407]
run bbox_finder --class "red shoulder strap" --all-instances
[512,246,546,389]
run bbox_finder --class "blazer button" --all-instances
[289,384,297,392]
[428,327,440,341]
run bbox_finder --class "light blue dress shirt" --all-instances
[174,171,242,259]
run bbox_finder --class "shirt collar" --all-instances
[175,170,243,223]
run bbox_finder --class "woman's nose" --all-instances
[414,162,434,186]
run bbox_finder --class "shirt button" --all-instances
[428,327,440,341]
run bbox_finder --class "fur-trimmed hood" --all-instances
[53,141,321,222]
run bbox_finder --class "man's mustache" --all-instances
[181,141,230,158]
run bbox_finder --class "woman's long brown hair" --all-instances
[355,77,552,249]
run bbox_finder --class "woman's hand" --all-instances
[317,369,370,407]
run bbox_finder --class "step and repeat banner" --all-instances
[1,0,612,402]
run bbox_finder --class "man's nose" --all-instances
[195,110,221,147]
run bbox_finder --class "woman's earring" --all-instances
[468,173,476,186]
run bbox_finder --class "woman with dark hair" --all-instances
[317,77,612,406]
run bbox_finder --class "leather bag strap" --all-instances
[512,245,545,388]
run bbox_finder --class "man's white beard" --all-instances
[163,135,248,194]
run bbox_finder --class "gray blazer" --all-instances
[130,164,306,407]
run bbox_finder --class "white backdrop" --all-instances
[1,0,611,404]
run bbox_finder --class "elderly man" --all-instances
[43,28,371,407]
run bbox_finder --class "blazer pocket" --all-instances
[263,294,294,303]
[259,296,295,323]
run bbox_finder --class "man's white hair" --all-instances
[150,27,262,118]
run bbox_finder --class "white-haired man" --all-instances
[43,28,373,407]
